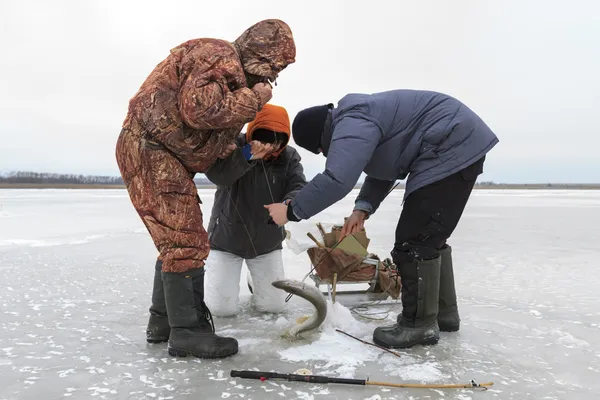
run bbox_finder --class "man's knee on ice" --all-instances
[204,277,240,316]
[252,290,286,314]
[246,273,286,314]
[203,252,243,317]
[246,250,286,313]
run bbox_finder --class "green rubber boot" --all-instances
[146,259,170,343]
[438,245,460,332]
[163,268,238,359]
[373,256,441,349]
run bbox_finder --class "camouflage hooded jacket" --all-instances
[121,19,296,173]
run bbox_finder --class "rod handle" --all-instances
[230,370,280,380]
[230,370,331,384]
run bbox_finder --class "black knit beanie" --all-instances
[292,104,333,154]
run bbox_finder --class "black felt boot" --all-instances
[146,259,170,343]
[163,268,238,359]
[372,256,441,349]
[438,245,460,332]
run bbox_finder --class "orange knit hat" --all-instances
[246,104,291,158]
[247,104,290,140]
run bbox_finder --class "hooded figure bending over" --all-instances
[265,89,498,350]
[115,19,296,359]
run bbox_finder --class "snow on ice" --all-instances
[0,189,599,399]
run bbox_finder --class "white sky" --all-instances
[1,0,599,183]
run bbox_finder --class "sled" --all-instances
[302,223,402,307]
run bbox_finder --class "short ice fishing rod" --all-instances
[230,370,493,390]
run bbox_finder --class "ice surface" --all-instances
[0,189,599,399]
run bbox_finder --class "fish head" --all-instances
[271,279,313,295]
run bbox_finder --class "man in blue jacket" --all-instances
[265,89,499,349]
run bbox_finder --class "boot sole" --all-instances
[439,325,460,332]
[168,346,238,359]
[147,337,169,344]
[372,335,439,349]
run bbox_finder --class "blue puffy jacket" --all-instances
[291,89,499,219]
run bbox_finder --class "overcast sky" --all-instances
[1,0,598,183]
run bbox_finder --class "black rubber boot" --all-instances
[163,268,238,359]
[146,259,170,343]
[373,256,441,349]
[438,245,460,332]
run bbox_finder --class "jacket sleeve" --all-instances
[290,116,382,220]
[178,45,263,130]
[354,176,396,215]
[204,148,256,187]
[283,149,307,202]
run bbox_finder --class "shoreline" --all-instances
[1,183,600,190]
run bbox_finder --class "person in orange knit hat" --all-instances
[202,104,307,316]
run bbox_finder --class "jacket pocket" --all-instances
[260,163,287,201]
[252,217,286,255]
[210,211,237,246]
[418,143,439,161]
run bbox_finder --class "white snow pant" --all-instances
[204,249,286,317]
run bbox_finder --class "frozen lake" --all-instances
[1,188,599,400]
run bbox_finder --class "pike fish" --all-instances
[271,279,327,337]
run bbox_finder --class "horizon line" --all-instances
[1,170,599,186]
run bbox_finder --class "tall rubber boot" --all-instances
[372,256,441,349]
[146,259,170,343]
[163,268,238,359]
[438,245,460,332]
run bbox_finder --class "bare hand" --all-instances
[253,82,273,105]
[340,210,368,239]
[250,141,274,159]
[217,143,237,159]
[264,203,288,226]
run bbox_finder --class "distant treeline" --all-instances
[0,171,213,186]
[1,171,599,190]
[474,181,600,189]
[0,171,125,185]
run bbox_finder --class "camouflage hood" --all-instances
[233,19,296,81]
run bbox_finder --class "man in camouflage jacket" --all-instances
[115,19,296,359]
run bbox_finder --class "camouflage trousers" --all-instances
[116,129,208,273]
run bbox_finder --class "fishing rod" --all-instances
[224,159,279,259]
[230,370,493,390]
